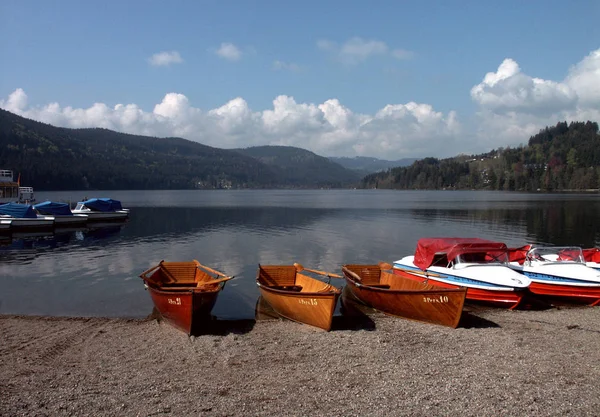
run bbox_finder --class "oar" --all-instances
[159,262,178,283]
[294,263,342,278]
[197,276,234,287]
[195,260,228,277]
[341,266,362,282]
[139,264,160,279]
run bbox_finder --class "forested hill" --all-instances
[0,109,359,190]
[361,121,600,191]
[234,146,362,187]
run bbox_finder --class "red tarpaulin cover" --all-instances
[413,237,508,270]
[582,248,600,263]
[507,245,532,265]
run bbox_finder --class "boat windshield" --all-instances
[526,247,585,264]
[454,250,509,265]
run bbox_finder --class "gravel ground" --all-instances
[1,306,599,416]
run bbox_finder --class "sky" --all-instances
[1,0,599,160]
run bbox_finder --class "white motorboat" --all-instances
[393,237,531,309]
[34,201,88,226]
[0,202,54,230]
[72,198,129,221]
[508,245,600,306]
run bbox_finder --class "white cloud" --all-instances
[471,48,600,149]
[148,51,183,67]
[215,43,242,61]
[0,89,459,159]
[273,60,302,72]
[3,48,599,161]
[391,49,414,60]
[317,37,413,65]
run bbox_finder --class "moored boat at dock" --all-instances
[72,198,129,221]
[0,202,54,230]
[34,201,88,226]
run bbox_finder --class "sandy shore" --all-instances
[1,306,600,416]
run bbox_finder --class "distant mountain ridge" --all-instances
[235,146,362,187]
[0,109,361,190]
[329,156,417,176]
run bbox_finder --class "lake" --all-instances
[1,189,600,320]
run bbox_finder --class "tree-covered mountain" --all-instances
[328,156,417,176]
[0,109,359,190]
[234,146,362,187]
[361,121,600,191]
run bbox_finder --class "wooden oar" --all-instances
[159,262,178,283]
[197,276,233,287]
[139,264,160,279]
[341,266,362,281]
[294,263,342,278]
[195,260,228,277]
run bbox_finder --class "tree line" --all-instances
[362,121,600,191]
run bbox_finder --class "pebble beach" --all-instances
[1,305,600,416]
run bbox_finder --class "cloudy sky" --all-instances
[1,0,599,160]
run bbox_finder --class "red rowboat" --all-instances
[140,260,233,335]
[342,263,467,328]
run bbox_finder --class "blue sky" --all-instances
[1,0,599,159]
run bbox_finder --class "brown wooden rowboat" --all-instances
[256,263,342,331]
[139,260,233,335]
[342,264,467,328]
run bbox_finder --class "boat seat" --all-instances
[271,285,303,292]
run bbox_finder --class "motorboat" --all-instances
[72,198,129,221]
[0,202,54,230]
[393,238,531,309]
[34,201,88,226]
[508,245,600,306]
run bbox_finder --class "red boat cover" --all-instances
[507,245,532,265]
[413,238,508,270]
[583,248,600,263]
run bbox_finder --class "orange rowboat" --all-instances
[139,260,233,335]
[342,264,467,328]
[256,263,341,331]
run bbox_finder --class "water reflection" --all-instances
[2,190,600,320]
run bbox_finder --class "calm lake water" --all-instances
[2,189,600,320]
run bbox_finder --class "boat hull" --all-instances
[52,214,88,226]
[257,286,339,331]
[72,211,128,221]
[147,286,221,335]
[527,281,600,306]
[2,217,54,230]
[392,267,525,309]
[344,266,466,328]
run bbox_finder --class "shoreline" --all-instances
[2,307,600,416]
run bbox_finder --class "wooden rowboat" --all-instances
[139,260,233,335]
[342,263,467,328]
[256,263,342,331]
